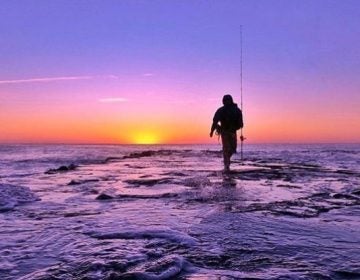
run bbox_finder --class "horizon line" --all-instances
[0,141,359,146]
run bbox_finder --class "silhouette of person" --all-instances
[210,94,243,172]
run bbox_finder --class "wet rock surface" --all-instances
[1,144,360,279]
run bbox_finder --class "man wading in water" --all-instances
[210,94,243,172]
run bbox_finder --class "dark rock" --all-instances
[45,164,77,174]
[68,180,81,185]
[96,193,114,200]
[123,150,156,159]
[277,184,301,189]
[352,189,360,196]
[124,178,165,186]
[334,270,360,279]
[332,193,357,200]
[68,179,100,185]
[104,156,123,163]
[335,169,358,175]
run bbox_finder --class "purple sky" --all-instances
[1,0,360,143]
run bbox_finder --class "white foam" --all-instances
[183,176,211,188]
[123,254,185,280]
[0,183,39,212]
[87,227,197,247]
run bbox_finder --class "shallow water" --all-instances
[0,144,359,279]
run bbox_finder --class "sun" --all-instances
[132,131,160,145]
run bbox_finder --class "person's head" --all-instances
[222,94,234,106]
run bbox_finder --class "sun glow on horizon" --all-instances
[132,131,161,145]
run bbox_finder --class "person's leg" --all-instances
[228,132,237,167]
[221,133,231,171]
[223,152,230,171]
[230,132,237,155]
[222,132,237,171]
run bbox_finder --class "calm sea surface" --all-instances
[0,144,359,279]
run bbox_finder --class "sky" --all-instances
[0,0,359,144]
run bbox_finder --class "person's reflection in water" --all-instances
[219,174,244,212]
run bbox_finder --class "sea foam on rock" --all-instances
[0,183,40,212]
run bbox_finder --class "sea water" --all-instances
[0,144,359,279]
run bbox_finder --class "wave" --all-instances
[19,254,189,280]
[120,254,186,280]
[0,183,40,212]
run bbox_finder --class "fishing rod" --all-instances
[240,25,245,162]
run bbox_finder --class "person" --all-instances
[210,94,243,172]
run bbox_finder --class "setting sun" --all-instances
[132,131,161,145]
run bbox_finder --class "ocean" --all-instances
[0,144,359,279]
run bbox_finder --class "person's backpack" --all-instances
[223,106,243,131]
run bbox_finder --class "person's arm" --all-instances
[210,109,221,137]
[210,122,217,137]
